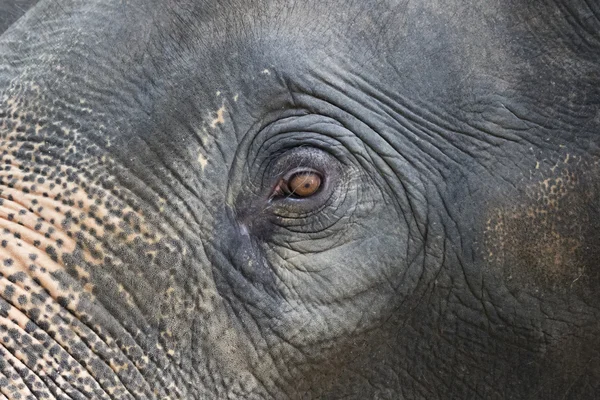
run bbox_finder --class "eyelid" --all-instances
[280,167,321,182]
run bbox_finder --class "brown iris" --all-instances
[284,171,322,198]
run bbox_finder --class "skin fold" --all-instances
[0,0,599,398]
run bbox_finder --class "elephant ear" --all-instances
[0,0,40,35]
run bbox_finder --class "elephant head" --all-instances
[1,0,600,398]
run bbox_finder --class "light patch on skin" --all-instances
[197,151,208,170]
[0,161,159,262]
[77,98,93,114]
[209,105,226,128]
[261,69,271,75]
[158,197,167,213]
[483,154,599,289]
[233,94,239,102]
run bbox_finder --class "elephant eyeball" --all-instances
[285,171,322,198]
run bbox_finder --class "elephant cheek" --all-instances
[0,179,149,396]
[0,155,261,397]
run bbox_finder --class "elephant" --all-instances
[0,0,600,398]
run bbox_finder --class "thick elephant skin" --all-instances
[0,0,600,399]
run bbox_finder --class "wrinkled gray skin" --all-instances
[0,0,599,398]
[0,0,39,33]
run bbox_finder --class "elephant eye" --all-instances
[274,169,323,198]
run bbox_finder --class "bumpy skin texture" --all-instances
[0,0,600,398]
